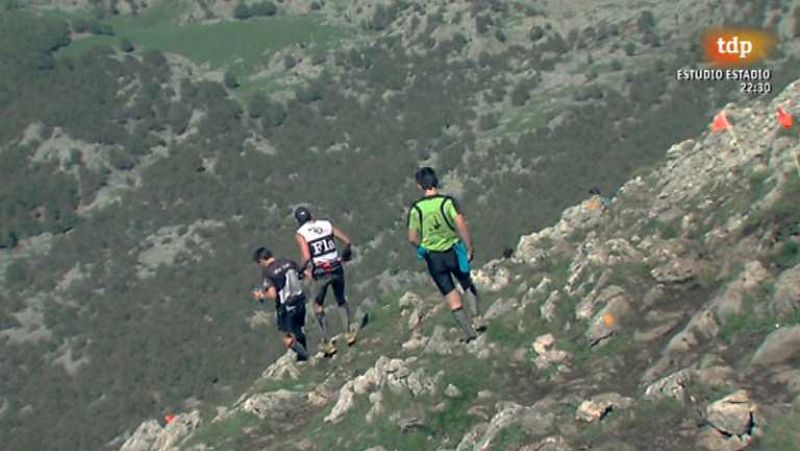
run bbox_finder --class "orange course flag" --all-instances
[777,107,794,129]
[712,111,732,132]
[165,414,177,424]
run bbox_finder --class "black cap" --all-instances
[294,206,312,225]
[253,246,272,262]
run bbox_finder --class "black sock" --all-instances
[315,311,331,342]
[452,307,477,339]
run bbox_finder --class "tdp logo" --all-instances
[703,28,777,67]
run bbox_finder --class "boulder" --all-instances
[705,390,758,437]
[711,260,771,320]
[444,384,462,398]
[651,257,698,284]
[120,411,201,451]
[751,326,800,367]
[575,393,634,423]
[585,290,632,346]
[260,351,302,381]
[540,290,562,322]
[472,261,512,291]
[242,390,306,420]
[521,436,573,451]
[771,264,800,315]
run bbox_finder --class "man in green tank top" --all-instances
[407,167,486,342]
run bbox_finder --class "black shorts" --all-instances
[424,247,473,296]
[312,266,347,306]
[277,296,306,335]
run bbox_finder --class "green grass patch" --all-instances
[56,0,349,95]
[685,381,734,404]
[186,410,260,449]
[718,287,800,346]
[767,240,800,269]
[615,397,689,432]
[755,407,800,451]
[606,261,653,288]
[650,219,679,239]
[744,173,800,234]
[491,423,531,450]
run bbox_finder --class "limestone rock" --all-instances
[120,411,201,451]
[575,393,634,423]
[424,326,455,355]
[532,334,571,370]
[401,332,429,351]
[470,402,556,450]
[585,289,632,345]
[712,260,771,320]
[577,284,627,322]
[472,262,512,291]
[751,326,800,367]
[698,390,759,450]
[540,290,562,322]
[444,384,462,398]
[521,436,573,451]
[484,297,520,320]
[243,390,305,420]
[706,390,758,437]
[260,351,301,381]
[772,264,800,315]
[651,257,697,283]
[324,380,355,424]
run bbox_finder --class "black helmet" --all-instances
[294,206,312,225]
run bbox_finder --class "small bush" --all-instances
[510,83,530,107]
[223,71,239,89]
[251,1,277,17]
[233,4,253,20]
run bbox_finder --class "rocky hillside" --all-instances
[116,79,800,450]
[3,1,800,449]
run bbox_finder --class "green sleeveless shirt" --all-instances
[407,195,461,252]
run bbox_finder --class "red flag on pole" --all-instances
[777,107,794,129]
[165,414,177,424]
[711,111,731,132]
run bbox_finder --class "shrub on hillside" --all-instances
[233,3,253,20]
[251,1,277,17]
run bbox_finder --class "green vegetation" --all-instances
[719,287,800,346]
[1,1,794,449]
[56,4,347,96]
[755,407,800,451]
[186,410,261,449]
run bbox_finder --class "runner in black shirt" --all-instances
[252,247,309,361]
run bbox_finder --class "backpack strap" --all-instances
[439,196,457,232]
[413,203,424,241]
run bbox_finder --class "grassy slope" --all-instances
[54,0,348,96]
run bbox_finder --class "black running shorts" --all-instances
[424,247,473,296]
[277,296,306,335]
[312,266,347,306]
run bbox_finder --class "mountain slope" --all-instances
[119,79,800,450]
[2,1,800,449]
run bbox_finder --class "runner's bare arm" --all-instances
[296,234,313,278]
[332,226,351,246]
[408,228,421,247]
[454,214,474,260]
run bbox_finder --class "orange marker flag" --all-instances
[165,414,177,424]
[777,107,794,129]
[712,111,732,132]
